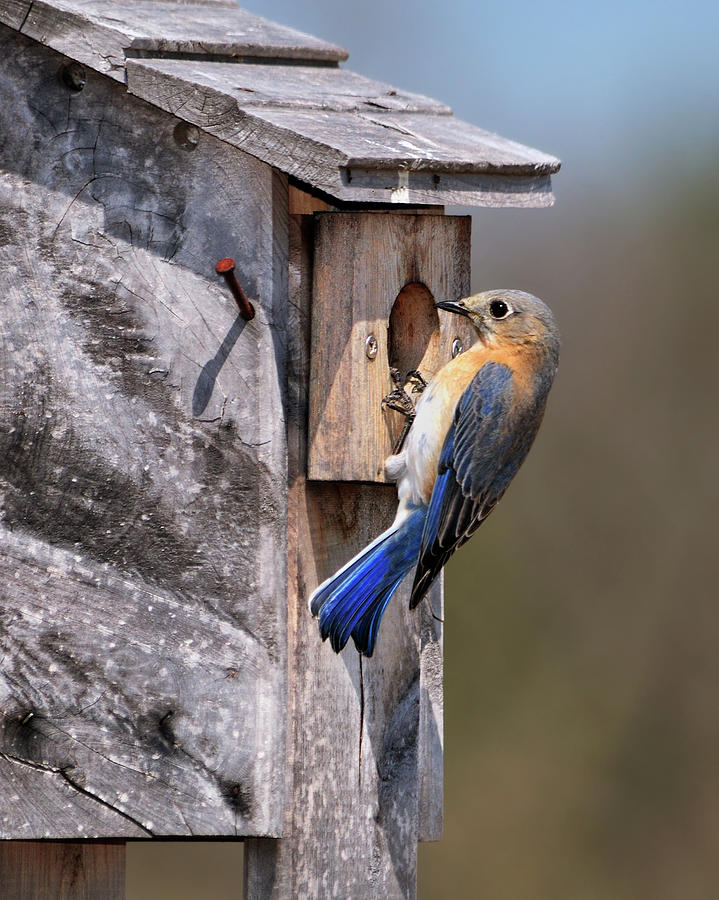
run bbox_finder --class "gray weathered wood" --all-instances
[126,57,559,207]
[245,211,443,898]
[0,841,125,899]
[418,584,443,841]
[0,27,288,837]
[0,0,347,80]
[308,213,474,483]
[129,58,451,113]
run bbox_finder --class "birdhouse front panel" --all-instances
[0,28,288,838]
[308,213,474,482]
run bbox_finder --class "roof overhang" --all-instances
[0,0,560,207]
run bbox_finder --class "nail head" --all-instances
[365,334,378,360]
[452,338,464,358]
[215,257,236,275]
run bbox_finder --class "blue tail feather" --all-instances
[310,509,425,656]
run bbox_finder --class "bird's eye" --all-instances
[489,299,510,319]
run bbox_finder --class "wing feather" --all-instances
[409,360,541,609]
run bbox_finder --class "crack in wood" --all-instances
[17,1,33,33]
[358,654,364,791]
[59,769,155,837]
[1,752,154,836]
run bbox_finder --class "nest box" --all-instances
[0,2,559,897]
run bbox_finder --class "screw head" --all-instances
[173,121,200,151]
[58,62,86,93]
[365,334,378,360]
[452,338,464,358]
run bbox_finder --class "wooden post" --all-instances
[245,202,465,898]
[0,842,125,899]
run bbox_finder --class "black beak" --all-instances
[434,299,470,318]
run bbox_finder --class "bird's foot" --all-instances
[382,367,415,418]
[406,369,428,394]
[382,368,416,454]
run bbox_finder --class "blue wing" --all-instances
[409,360,542,608]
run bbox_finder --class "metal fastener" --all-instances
[452,338,464,358]
[365,334,378,360]
[215,258,255,321]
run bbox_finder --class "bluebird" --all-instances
[310,290,560,657]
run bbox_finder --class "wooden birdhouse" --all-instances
[0,2,559,896]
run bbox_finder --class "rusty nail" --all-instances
[215,258,255,321]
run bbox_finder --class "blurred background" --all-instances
[127,1,719,896]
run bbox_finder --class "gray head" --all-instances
[435,289,560,361]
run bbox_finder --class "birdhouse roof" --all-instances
[0,0,560,206]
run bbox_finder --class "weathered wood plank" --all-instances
[339,166,555,208]
[0,0,348,81]
[308,213,474,483]
[418,581,443,841]
[126,57,451,113]
[0,529,274,837]
[126,58,557,206]
[0,841,125,899]
[0,27,288,837]
[288,184,333,215]
[245,211,443,898]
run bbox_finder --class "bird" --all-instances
[310,289,560,657]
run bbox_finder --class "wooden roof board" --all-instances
[127,56,560,207]
[128,57,452,113]
[0,0,348,79]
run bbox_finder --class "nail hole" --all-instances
[58,62,86,93]
[174,121,200,151]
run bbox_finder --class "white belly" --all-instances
[384,340,489,518]
[386,379,452,516]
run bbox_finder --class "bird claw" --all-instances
[406,369,428,394]
[382,368,421,454]
[381,389,415,417]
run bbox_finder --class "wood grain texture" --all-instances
[0,0,347,80]
[288,185,333,216]
[0,841,125,899]
[245,212,443,898]
[308,213,474,483]
[128,58,451,113]
[126,57,559,208]
[0,29,288,837]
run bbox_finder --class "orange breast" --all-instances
[413,340,538,501]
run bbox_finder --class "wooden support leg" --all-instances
[244,213,443,899]
[0,841,125,899]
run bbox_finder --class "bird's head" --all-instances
[435,290,560,359]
